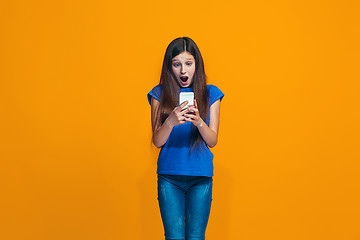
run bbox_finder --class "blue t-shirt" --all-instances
[147,84,224,177]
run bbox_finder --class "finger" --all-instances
[174,101,189,113]
[185,117,194,123]
[179,100,189,109]
[194,99,198,108]
[189,107,199,113]
[175,107,187,115]
[185,114,197,120]
[187,107,199,115]
[180,107,190,113]
[176,113,187,120]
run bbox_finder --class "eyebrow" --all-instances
[172,58,194,61]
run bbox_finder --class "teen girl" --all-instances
[147,37,224,240]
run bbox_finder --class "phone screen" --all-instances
[179,92,194,109]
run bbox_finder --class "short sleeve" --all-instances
[147,84,162,105]
[208,85,224,106]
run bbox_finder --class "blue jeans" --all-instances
[157,174,213,240]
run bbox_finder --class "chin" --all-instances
[178,80,192,88]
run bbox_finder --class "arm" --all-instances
[185,99,221,148]
[151,97,190,148]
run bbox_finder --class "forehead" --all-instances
[172,52,195,61]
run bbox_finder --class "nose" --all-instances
[181,64,186,74]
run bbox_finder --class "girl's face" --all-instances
[171,51,196,88]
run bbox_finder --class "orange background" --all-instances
[1,0,360,239]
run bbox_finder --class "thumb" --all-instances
[179,100,189,109]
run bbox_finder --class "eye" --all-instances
[186,62,193,66]
[173,63,180,67]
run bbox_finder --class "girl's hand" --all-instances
[166,100,190,128]
[184,99,204,127]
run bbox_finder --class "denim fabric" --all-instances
[157,174,213,240]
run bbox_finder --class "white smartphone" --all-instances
[179,92,194,110]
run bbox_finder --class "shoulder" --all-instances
[147,84,162,105]
[151,84,163,92]
[207,85,224,106]
[206,84,223,95]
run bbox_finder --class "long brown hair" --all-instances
[153,37,209,150]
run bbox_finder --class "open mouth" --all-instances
[180,76,188,83]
